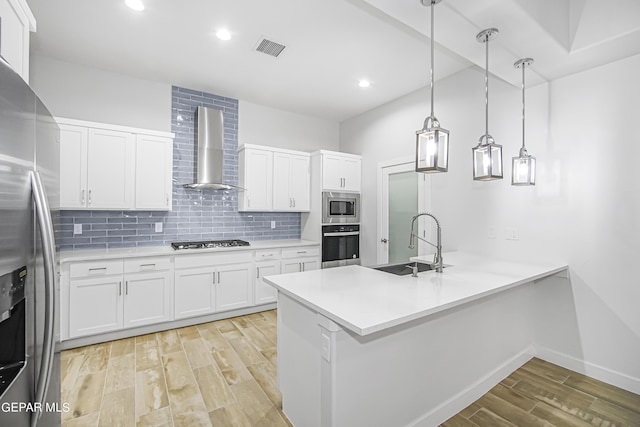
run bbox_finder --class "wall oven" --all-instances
[322,224,360,268]
[322,192,360,224]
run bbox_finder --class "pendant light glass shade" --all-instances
[472,28,502,181]
[512,58,536,186]
[416,0,449,173]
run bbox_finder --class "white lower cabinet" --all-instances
[62,243,320,342]
[69,275,123,337]
[174,252,253,320]
[123,269,173,328]
[255,260,280,305]
[68,257,173,338]
[281,246,321,273]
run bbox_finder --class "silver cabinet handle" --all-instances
[212,272,216,284]
[257,267,260,279]
[119,281,122,295]
[381,238,389,243]
[217,271,221,283]
[89,267,107,271]
[140,263,156,269]
[297,251,307,254]
[125,281,129,295]
[88,189,92,205]
[81,189,85,205]
[293,198,296,207]
[301,263,305,272]
[30,171,57,423]
[166,194,169,206]
[247,198,251,208]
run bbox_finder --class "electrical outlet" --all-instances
[271,221,276,229]
[505,227,519,240]
[73,224,82,235]
[155,222,163,233]
[488,226,497,239]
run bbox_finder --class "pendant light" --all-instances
[512,58,536,185]
[415,0,449,173]
[472,28,502,181]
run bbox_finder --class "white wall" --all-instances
[238,100,339,152]
[340,55,640,392]
[30,55,172,131]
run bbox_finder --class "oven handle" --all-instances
[323,231,360,237]
[30,171,57,427]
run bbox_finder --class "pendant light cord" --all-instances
[484,33,489,138]
[430,0,435,120]
[521,65,526,150]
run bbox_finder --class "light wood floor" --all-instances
[61,311,640,427]
[442,357,640,427]
[60,310,290,427]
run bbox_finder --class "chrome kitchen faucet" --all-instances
[408,213,443,273]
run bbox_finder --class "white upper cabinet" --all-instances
[87,128,135,209]
[273,152,310,211]
[239,144,310,212]
[239,147,273,211]
[0,0,35,83]
[59,125,88,209]
[135,134,173,210]
[321,152,361,192]
[57,118,174,211]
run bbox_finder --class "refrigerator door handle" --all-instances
[30,171,57,427]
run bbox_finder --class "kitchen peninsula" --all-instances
[264,252,568,427]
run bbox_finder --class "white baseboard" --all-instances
[411,347,535,427]
[535,346,640,395]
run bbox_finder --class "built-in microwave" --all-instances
[322,192,360,224]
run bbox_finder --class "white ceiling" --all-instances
[27,0,640,121]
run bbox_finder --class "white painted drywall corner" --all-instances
[29,55,171,131]
[238,99,339,152]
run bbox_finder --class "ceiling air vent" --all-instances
[255,38,286,58]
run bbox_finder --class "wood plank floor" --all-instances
[60,310,290,427]
[442,357,640,427]
[61,310,640,427]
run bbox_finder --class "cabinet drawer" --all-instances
[69,260,124,278]
[281,246,320,259]
[255,249,280,261]
[124,256,172,273]
[174,251,253,270]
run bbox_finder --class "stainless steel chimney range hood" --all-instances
[183,106,244,191]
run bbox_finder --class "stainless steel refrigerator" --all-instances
[0,56,61,426]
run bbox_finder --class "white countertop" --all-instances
[59,239,319,263]
[264,252,568,336]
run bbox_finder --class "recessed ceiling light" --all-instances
[358,80,371,88]
[216,29,232,41]
[125,0,144,11]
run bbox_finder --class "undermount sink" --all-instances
[372,261,435,276]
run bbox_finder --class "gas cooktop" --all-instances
[171,239,250,250]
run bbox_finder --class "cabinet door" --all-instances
[281,259,303,274]
[87,128,135,209]
[135,135,173,210]
[255,261,280,305]
[216,263,252,312]
[322,154,343,191]
[301,259,321,272]
[0,0,31,82]
[59,125,88,209]
[272,152,292,211]
[174,267,216,319]
[341,157,362,192]
[290,155,310,211]
[69,276,123,338]
[123,270,173,328]
[242,149,272,211]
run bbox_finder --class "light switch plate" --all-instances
[505,227,519,240]
[155,222,163,233]
[271,221,276,229]
[73,224,82,235]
